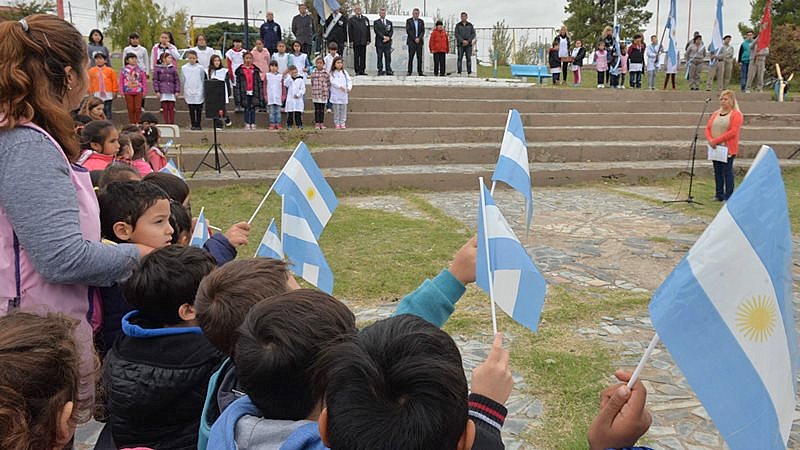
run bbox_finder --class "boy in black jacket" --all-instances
[103,245,225,450]
[549,42,562,85]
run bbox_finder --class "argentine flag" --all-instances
[255,218,284,260]
[650,146,798,449]
[491,109,533,229]
[159,158,184,179]
[665,0,678,73]
[708,0,724,65]
[476,180,547,332]
[610,23,622,76]
[314,0,340,25]
[190,207,210,248]
[273,142,338,240]
[282,194,334,294]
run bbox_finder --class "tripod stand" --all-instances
[191,110,240,177]
[664,98,712,206]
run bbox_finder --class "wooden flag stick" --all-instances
[479,177,499,335]
[628,334,659,388]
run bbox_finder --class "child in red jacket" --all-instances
[429,20,450,77]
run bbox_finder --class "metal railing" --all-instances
[473,26,558,65]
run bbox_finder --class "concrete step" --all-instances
[177,141,800,171]
[185,158,800,190]
[110,111,800,129]
[171,126,800,147]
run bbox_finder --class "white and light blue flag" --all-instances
[314,0,341,25]
[610,23,622,76]
[282,194,334,294]
[273,142,338,240]
[650,146,798,449]
[255,218,284,260]
[708,0,724,65]
[476,181,547,332]
[492,109,533,230]
[159,158,184,179]
[190,207,210,248]
[665,0,678,73]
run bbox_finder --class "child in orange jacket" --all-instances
[429,20,449,77]
[87,53,118,120]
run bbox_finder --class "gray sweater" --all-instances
[0,127,138,286]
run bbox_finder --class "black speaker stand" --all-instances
[191,112,240,177]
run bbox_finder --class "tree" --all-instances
[99,0,166,49]
[739,0,800,35]
[0,0,55,20]
[563,0,652,51]
[163,7,188,48]
[770,24,800,76]
[514,34,535,65]
[491,20,513,65]
[198,21,259,49]
[358,0,404,14]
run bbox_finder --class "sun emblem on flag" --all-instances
[306,187,316,200]
[735,295,778,343]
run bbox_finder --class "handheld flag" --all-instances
[708,0,724,65]
[190,207,210,248]
[476,179,547,333]
[492,109,533,230]
[255,218,284,260]
[159,158,184,179]
[757,0,771,51]
[609,23,622,76]
[314,0,341,25]
[273,142,338,240]
[282,194,334,294]
[649,146,798,449]
[665,0,678,73]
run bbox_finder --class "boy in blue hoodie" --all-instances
[102,245,225,450]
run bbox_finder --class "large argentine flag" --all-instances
[609,23,622,76]
[314,0,340,25]
[255,218,284,260]
[476,181,547,332]
[282,194,334,294]
[189,207,210,248]
[665,0,678,73]
[708,0,724,65]
[273,142,338,240]
[491,109,533,229]
[650,147,798,449]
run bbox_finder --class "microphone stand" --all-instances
[664,97,711,206]
[192,109,240,177]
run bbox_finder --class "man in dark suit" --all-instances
[325,12,348,58]
[348,4,370,75]
[373,7,394,76]
[406,8,425,76]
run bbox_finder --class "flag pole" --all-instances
[247,144,302,225]
[254,217,276,257]
[479,177,499,335]
[627,334,659,388]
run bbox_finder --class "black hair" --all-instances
[79,120,115,149]
[158,52,173,64]
[139,112,159,125]
[160,30,175,45]
[128,32,140,39]
[186,49,198,58]
[93,52,107,60]
[123,131,147,159]
[235,289,356,420]
[327,41,338,51]
[209,54,224,75]
[89,28,104,44]
[97,163,141,191]
[124,52,138,64]
[169,200,192,244]
[287,64,297,72]
[195,33,206,45]
[723,35,732,40]
[97,181,170,243]
[124,245,216,325]
[74,114,92,125]
[90,170,103,188]
[232,38,243,44]
[144,126,160,147]
[143,171,190,204]
[269,60,279,67]
[314,315,469,450]
[633,33,642,40]
[436,20,443,26]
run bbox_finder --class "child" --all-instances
[78,120,119,171]
[594,42,608,88]
[209,55,233,127]
[609,49,621,89]
[429,20,449,76]
[150,30,180,73]
[226,38,246,112]
[88,28,110,65]
[0,313,82,450]
[310,57,331,129]
[153,52,180,124]
[191,34,217,70]
[97,163,142,191]
[126,131,153,176]
[116,133,132,163]
[145,125,167,171]
[119,53,147,125]
[329,56,352,129]
[87,53,118,119]
[570,40,586,86]
[251,38,271,80]
[265,60,284,129]
[80,96,106,121]
[235,52,265,130]
[102,245,226,450]
[323,42,340,111]
[122,32,150,81]
[182,50,207,130]
[619,45,629,88]
[284,65,305,129]
[548,42,561,85]
[271,40,290,74]
[289,40,310,78]
[627,34,645,88]
[645,35,662,90]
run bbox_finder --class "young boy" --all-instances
[284,65,305,129]
[310,57,330,129]
[181,50,207,130]
[88,53,118,119]
[103,245,225,450]
[271,40,290,74]
[548,42,562,85]
[323,42,339,112]
[226,38,245,112]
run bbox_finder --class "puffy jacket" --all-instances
[234,65,265,107]
[103,310,225,450]
[627,43,646,64]
[429,28,449,53]
[153,64,180,95]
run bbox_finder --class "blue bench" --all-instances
[510,64,552,84]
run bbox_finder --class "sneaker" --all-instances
[225,118,232,127]
[597,84,603,88]
[326,108,332,113]
[745,89,752,93]
[251,124,257,130]
[341,124,346,129]
[277,124,283,130]
[335,124,342,129]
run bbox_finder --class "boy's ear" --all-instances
[178,303,196,322]
[456,419,476,450]
[55,401,75,447]
[318,407,331,448]
[112,221,134,242]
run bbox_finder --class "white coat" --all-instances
[284,75,306,112]
[265,72,283,106]
[181,63,207,105]
[329,70,352,105]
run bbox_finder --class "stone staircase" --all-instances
[109,80,800,190]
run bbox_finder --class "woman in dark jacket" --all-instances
[601,25,616,85]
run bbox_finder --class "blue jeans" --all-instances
[740,62,749,91]
[243,95,255,125]
[103,100,113,119]
[268,104,281,125]
[713,155,735,200]
[457,44,472,74]
[629,71,642,88]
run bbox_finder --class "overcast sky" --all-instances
[59,0,754,46]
